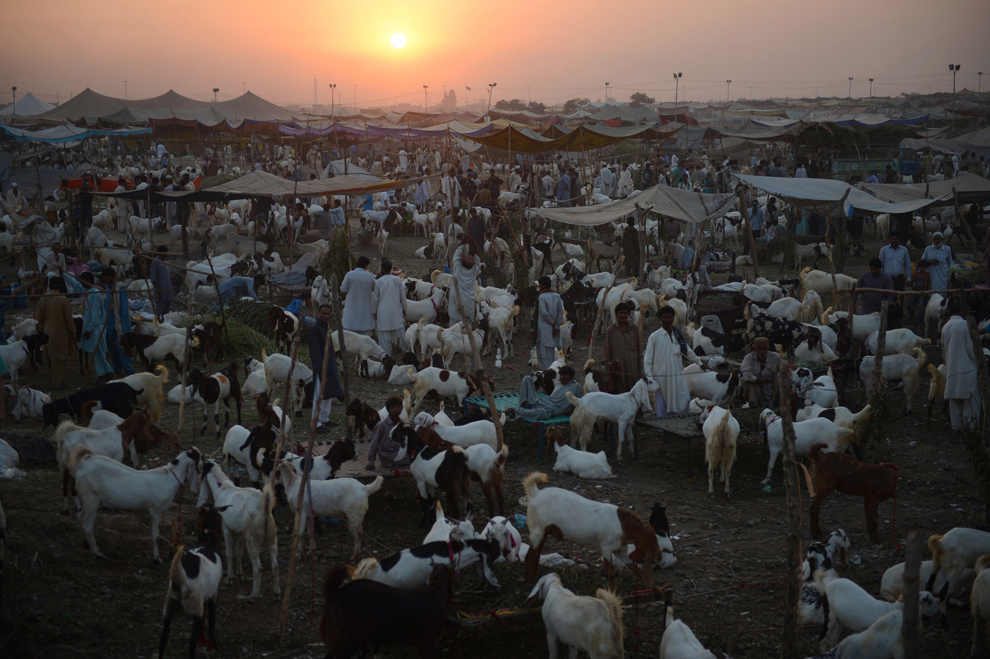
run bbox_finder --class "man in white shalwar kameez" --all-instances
[340,256,376,336]
[449,237,482,326]
[617,163,634,197]
[599,163,615,198]
[113,181,133,234]
[398,149,409,173]
[941,303,981,431]
[643,306,696,416]
[535,276,564,369]
[372,260,408,357]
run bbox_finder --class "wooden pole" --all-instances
[274,335,300,642]
[173,291,194,458]
[953,187,979,251]
[777,375,802,659]
[901,530,922,659]
[587,256,626,356]
[279,295,336,642]
[870,300,890,396]
[448,276,503,452]
[736,186,760,279]
[332,276,352,439]
[967,317,990,523]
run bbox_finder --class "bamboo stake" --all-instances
[274,336,300,643]
[901,531,922,659]
[777,374,802,659]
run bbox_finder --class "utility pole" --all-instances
[10,87,15,115]
[124,81,128,100]
[726,79,732,103]
[605,82,609,104]
[848,77,853,98]
[949,64,960,131]
[486,82,497,120]
[213,88,219,103]
[527,85,531,104]
[329,83,336,118]
[979,72,983,93]
[869,78,874,99]
[423,85,429,111]
[673,72,682,122]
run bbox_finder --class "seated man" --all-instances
[507,365,582,420]
[366,395,411,470]
[740,337,784,408]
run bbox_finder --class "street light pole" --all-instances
[980,72,983,93]
[11,87,16,115]
[329,83,336,118]
[486,82,497,120]
[605,82,609,104]
[848,77,853,98]
[124,81,128,100]
[949,64,960,130]
[673,72,682,123]
[213,87,219,102]
[243,82,247,94]
[423,85,428,111]
[869,78,873,100]
[353,84,357,110]
[726,79,732,103]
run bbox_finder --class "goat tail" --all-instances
[852,404,872,424]
[596,588,625,655]
[818,586,830,642]
[168,546,188,590]
[261,480,277,545]
[522,472,548,497]
[154,364,170,385]
[717,409,732,442]
[52,418,76,449]
[912,347,927,370]
[584,359,596,373]
[797,462,816,498]
[928,534,945,578]
[496,443,509,468]
[351,557,379,580]
[67,446,94,477]
[564,391,580,407]
[364,476,384,496]
[321,564,351,601]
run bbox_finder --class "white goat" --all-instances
[683,364,739,407]
[565,379,657,461]
[865,328,931,355]
[820,576,939,650]
[859,348,926,413]
[550,434,613,480]
[423,500,476,544]
[928,527,990,618]
[701,405,739,497]
[526,573,624,659]
[273,463,383,561]
[760,409,853,485]
[659,603,730,659]
[408,367,483,413]
[197,460,279,600]
[971,554,990,657]
[67,446,201,564]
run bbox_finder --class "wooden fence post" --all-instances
[736,187,760,279]
[870,300,890,395]
[777,375,802,659]
[901,531,922,659]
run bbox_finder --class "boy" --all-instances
[366,396,410,470]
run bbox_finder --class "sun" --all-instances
[390,33,406,49]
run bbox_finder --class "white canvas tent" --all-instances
[732,174,947,215]
[526,185,737,226]
[0,93,55,117]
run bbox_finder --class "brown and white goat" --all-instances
[190,363,242,439]
[267,306,299,355]
[418,425,508,518]
[807,443,897,543]
[390,421,472,526]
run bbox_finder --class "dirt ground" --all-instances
[0,217,983,658]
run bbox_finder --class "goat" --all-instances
[588,238,621,271]
[799,267,857,301]
[582,359,621,394]
[971,554,990,657]
[859,347,926,413]
[12,386,50,421]
[67,446,201,564]
[191,321,223,364]
[352,536,501,588]
[288,439,356,481]
[196,460,279,600]
[318,564,458,658]
[331,329,387,365]
[865,327,931,355]
[547,425,613,479]
[414,411,501,451]
[262,350,312,412]
[684,364,740,407]
[927,527,990,622]
[0,334,49,389]
[345,398,380,440]
[791,366,839,409]
[111,365,169,424]
[190,363,242,438]
[255,392,291,437]
[416,424,508,518]
[267,306,299,355]
[522,472,660,591]
[881,560,967,604]
[565,378,656,461]
[808,443,898,543]
[659,596,734,659]
[131,332,197,371]
[423,499,477,544]
[221,423,276,486]
[273,463,383,561]
[526,573,624,659]
[819,576,939,650]
[408,367,486,414]
[701,405,739,497]
[158,505,223,659]
[760,409,853,485]
[391,421,473,526]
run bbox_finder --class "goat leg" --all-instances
[158,604,176,659]
[188,615,204,659]
[207,599,218,652]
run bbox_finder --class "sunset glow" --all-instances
[390,33,406,49]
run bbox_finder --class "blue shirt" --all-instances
[750,207,765,232]
[218,277,258,305]
[556,174,571,205]
[879,244,911,281]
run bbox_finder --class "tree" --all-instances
[628,92,656,107]
[494,99,527,111]
[442,89,457,112]
[527,101,546,114]
[562,97,591,113]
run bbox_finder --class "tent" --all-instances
[526,185,737,227]
[0,124,151,145]
[0,93,55,117]
[733,174,947,216]
[465,123,681,153]
[860,172,990,206]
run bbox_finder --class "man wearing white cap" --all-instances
[921,232,953,292]
[941,299,980,431]
[617,163,633,197]
[113,179,132,233]
[373,259,408,358]
[4,182,25,217]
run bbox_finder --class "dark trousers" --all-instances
[891,274,906,291]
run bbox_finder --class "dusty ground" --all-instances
[0,217,982,658]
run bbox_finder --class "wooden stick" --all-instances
[870,300,890,396]
[901,530,922,659]
[967,317,990,523]
[332,276,352,439]
[777,374,802,659]
[736,186,760,279]
[275,335,300,642]
[587,256,626,357]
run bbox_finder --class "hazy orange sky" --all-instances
[2,0,988,109]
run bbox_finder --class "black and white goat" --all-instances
[391,421,472,526]
[158,505,223,659]
[351,536,501,588]
[191,363,242,438]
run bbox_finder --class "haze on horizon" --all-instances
[2,0,987,110]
